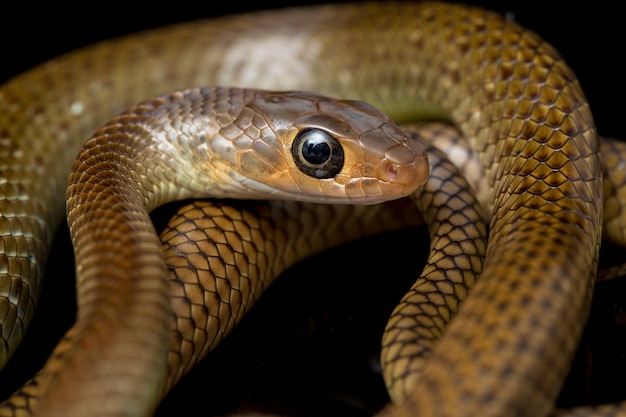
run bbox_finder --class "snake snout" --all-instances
[378,133,429,197]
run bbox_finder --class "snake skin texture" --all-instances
[0,1,625,417]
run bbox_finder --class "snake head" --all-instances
[212,89,429,204]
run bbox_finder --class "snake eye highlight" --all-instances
[292,129,344,179]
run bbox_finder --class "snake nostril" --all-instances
[387,163,398,181]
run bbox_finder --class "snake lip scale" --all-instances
[0,1,623,417]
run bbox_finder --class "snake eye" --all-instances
[292,129,345,179]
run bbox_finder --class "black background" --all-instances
[0,1,625,416]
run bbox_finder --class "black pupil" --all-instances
[302,135,331,165]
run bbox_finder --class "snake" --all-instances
[0,1,624,416]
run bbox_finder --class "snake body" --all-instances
[54,87,425,416]
[0,2,614,416]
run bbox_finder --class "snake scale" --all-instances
[0,1,625,416]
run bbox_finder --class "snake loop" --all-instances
[0,2,620,417]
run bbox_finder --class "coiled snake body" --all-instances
[0,2,623,416]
